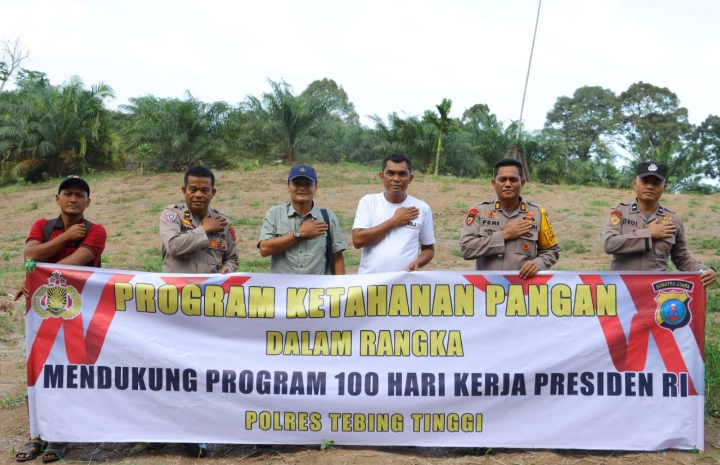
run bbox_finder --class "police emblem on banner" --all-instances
[652,280,693,331]
[31,270,82,320]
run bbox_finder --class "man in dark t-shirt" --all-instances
[13,175,106,463]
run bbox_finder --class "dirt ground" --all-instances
[1,164,720,464]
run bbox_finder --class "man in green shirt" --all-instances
[258,164,346,274]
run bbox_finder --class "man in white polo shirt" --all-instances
[352,153,435,273]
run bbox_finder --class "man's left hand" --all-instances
[13,282,28,300]
[220,266,229,274]
[406,260,421,272]
[518,261,540,279]
[702,268,717,287]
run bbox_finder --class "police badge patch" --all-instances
[610,211,622,225]
[165,212,178,222]
[465,208,478,226]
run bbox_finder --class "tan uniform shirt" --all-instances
[460,198,559,271]
[160,204,239,273]
[602,199,704,272]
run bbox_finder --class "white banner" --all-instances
[25,265,706,450]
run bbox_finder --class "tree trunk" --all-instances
[434,134,443,176]
[506,145,531,182]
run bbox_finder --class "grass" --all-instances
[560,239,589,254]
[238,258,270,273]
[109,193,145,204]
[141,246,163,272]
[20,202,38,212]
[233,217,263,227]
[706,321,720,414]
[689,237,720,252]
[589,200,611,207]
[148,202,166,214]
[344,253,360,267]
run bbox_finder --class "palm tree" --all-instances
[241,79,329,165]
[423,98,455,175]
[0,76,119,182]
[121,92,233,172]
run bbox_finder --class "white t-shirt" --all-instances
[352,193,435,274]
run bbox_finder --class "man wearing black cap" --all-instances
[258,164,346,274]
[13,175,106,462]
[602,161,716,287]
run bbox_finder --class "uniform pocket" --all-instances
[207,253,223,273]
[654,240,673,260]
[514,239,536,257]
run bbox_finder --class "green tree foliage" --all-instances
[657,141,708,193]
[0,75,119,183]
[240,79,330,164]
[298,78,364,163]
[695,115,720,179]
[1,63,716,193]
[300,78,359,125]
[459,106,519,177]
[394,114,437,174]
[121,92,233,172]
[619,81,692,158]
[545,86,620,161]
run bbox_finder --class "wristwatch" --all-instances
[293,230,301,239]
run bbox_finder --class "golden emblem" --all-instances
[32,271,82,320]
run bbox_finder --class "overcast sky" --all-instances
[1,0,718,131]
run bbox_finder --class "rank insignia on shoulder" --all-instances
[165,212,178,222]
[229,224,236,241]
[465,208,478,226]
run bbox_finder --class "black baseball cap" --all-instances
[288,164,317,183]
[636,161,667,182]
[58,175,90,196]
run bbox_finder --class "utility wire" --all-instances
[516,0,542,141]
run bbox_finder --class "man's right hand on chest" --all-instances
[202,215,228,233]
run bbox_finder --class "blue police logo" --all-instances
[654,290,691,331]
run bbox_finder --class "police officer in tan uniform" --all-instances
[461,158,559,279]
[603,160,716,287]
[160,166,238,275]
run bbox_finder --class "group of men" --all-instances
[12,155,716,461]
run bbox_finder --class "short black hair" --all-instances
[184,166,215,187]
[382,153,412,173]
[494,158,524,179]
